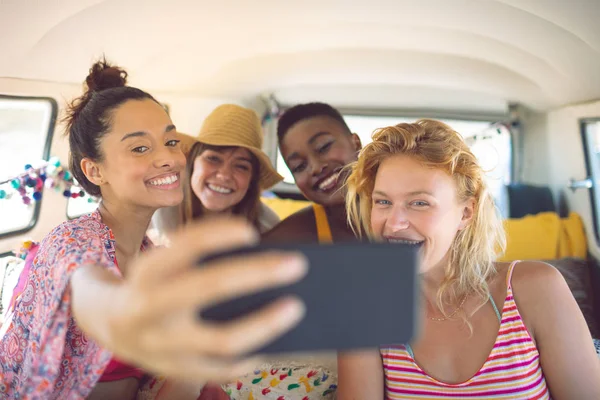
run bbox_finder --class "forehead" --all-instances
[109,98,171,135]
[202,146,253,160]
[375,155,456,195]
[280,115,348,155]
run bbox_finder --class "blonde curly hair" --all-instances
[345,119,506,320]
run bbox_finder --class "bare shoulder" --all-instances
[497,260,571,338]
[509,260,566,295]
[490,260,562,290]
[261,206,317,243]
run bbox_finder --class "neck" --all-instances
[98,200,154,265]
[419,254,457,305]
[324,202,347,223]
[203,206,233,218]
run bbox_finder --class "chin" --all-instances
[321,194,345,207]
[203,203,231,213]
[158,195,184,208]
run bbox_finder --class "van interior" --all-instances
[1,0,600,396]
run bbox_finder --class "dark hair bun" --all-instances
[85,58,128,93]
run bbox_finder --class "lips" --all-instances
[385,237,424,246]
[314,169,342,192]
[147,173,179,186]
[207,183,233,194]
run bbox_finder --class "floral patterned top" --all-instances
[0,210,150,399]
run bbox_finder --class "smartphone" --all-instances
[197,242,420,355]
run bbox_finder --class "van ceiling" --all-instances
[1,0,599,114]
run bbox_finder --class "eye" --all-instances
[132,146,149,153]
[374,199,391,206]
[291,162,307,174]
[206,155,221,163]
[317,141,333,154]
[236,164,251,172]
[410,200,430,208]
[166,139,180,147]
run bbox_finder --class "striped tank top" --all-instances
[381,261,550,399]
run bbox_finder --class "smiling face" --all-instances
[370,154,474,274]
[190,146,256,214]
[280,116,360,206]
[83,98,185,209]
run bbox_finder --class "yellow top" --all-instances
[312,203,333,244]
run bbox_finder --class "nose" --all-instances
[215,162,234,181]
[386,206,410,232]
[153,146,177,169]
[310,156,327,177]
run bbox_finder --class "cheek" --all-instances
[190,165,207,191]
[293,172,311,191]
[329,142,355,163]
[422,210,461,245]
[235,172,252,193]
[117,157,147,183]
[174,151,186,169]
[370,210,385,235]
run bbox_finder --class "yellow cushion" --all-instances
[499,211,588,261]
[261,197,311,220]
[558,212,588,259]
[499,212,561,262]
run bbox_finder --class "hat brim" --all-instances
[177,132,283,190]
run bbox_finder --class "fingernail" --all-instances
[279,254,308,282]
[280,296,306,323]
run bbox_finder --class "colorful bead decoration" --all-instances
[0,157,98,205]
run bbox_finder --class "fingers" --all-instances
[136,251,307,317]
[140,295,305,356]
[200,296,306,357]
[195,251,307,307]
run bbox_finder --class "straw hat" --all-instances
[179,104,283,190]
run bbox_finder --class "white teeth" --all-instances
[318,173,338,190]
[208,183,233,194]
[149,174,178,186]
[387,239,423,245]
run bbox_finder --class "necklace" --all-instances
[427,294,468,322]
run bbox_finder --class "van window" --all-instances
[0,96,57,237]
[581,119,600,241]
[276,114,512,216]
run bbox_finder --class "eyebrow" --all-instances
[121,124,176,142]
[285,132,332,163]
[308,131,331,145]
[372,190,434,197]
[235,156,253,163]
[286,152,302,163]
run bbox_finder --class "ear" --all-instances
[458,198,475,230]
[80,158,105,187]
[351,133,362,151]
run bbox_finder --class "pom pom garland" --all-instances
[0,157,98,205]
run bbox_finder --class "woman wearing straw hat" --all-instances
[151,104,282,243]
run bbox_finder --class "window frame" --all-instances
[0,95,58,239]
[580,117,600,244]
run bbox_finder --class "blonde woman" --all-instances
[338,119,600,399]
